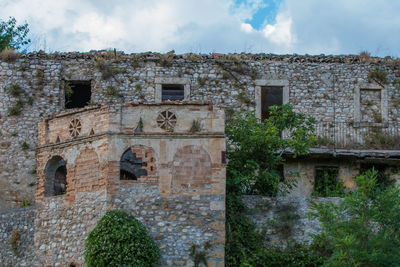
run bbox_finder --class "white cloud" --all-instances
[282,0,400,56]
[262,13,294,47]
[0,0,399,56]
[240,23,255,33]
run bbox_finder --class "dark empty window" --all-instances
[313,167,343,197]
[65,81,92,109]
[261,86,282,121]
[44,156,67,196]
[162,84,184,101]
[120,149,148,180]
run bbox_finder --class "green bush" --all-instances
[241,243,325,267]
[225,191,265,266]
[84,210,160,267]
[310,169,400,266]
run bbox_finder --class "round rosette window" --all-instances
[69,118,82,137]
[156,110,177,132]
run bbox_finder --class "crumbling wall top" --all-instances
[5,50,398,66]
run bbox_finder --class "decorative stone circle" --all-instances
[156,110,177,131]
[69,118,82,137]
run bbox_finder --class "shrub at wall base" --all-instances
[84,210,160,267]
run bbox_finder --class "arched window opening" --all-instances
[120,149,147,180]
[45,156,67,197]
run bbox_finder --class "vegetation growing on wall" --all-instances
[0,47,18,62]
[368,67,388,86]
[189,241,212,267]
[269,203,300,240]
[226,104,316,196]
[189,120,201,133]
[104,85,122,98]
[225,105,400,266]
[365,127,400,150]
[312,167,345,197]
[225,104,317,266]
[310,169,400,266]
[10,229,21,256]
[84,210,160,267]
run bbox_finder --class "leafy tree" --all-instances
[84,210,160,267]
[225,104,316,266]
[310,169,400,266]
[0,17,30,51]
[226,104,316,196]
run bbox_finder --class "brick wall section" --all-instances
[171,145,212,193]
[121,145,158,185]
[73,148,101,192]
[46,107,110,145]
[105,160,120,197]
[36,139,108,202]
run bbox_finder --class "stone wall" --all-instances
[34,191,108,266]
[1,196,329,267]
[0,206,36,267]
[113,184,225,267]
[1,51,400,209]
[242,196,342,245]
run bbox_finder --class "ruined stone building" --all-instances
[0,51,400,266]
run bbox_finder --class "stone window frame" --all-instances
[155,77,190,103]
[354,83,388,127]
[255,79,289,120]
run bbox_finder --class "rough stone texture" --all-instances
[34,191,107,266]
[0,206,36,267]
[243,196,343,245]
[31,103,225,266]
[112,184,225,266]
[1,51,400,210]
[360,89,382,122]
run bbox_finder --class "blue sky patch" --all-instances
[233,0,282,30]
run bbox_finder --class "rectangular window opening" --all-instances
[360,89,382,123]
[65,80,92,109]
[162,84,184,101]
[313,167,341,197]
[261,86,283,121]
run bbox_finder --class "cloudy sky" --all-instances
[1,0,399,57]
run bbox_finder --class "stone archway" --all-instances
[44,156,67,196]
